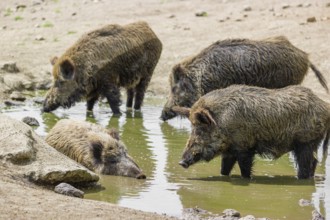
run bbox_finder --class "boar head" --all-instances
[91,132,146,179]
[161,64,198,121]
[43,56,84,112]
[174,107,226,168]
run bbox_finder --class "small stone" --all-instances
[195,11,208,17]
[240,215,255,220]
[269,7,274,12]
[33,97,44,104]
[297,3,303,7]
[326,3,330,7]
[243,6,252,12]
[2,26,7,30]
[235,18,243,22]
[303,3,312,7]
[299,199,311,207]
[1,61,20,73]
[282,4,290,9]
[72,12,77,16]
[35,24,40,28]
[4,100,25,107]
[22,117,40,127]
[168,14,175,18]
[307,17,317,23]
[312,210,325,220]
[55,183,84,198]
[222,209,240,218]
[35,36,45,41]
[10,91,26,101]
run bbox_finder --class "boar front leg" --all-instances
[87,94,99,111]
[133,75,151,110]
[126,88,134,108]
[221,153,237,176]
[103,85,121,115]
[237,149,255,179]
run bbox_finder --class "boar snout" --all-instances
[161,108,177,121]
[179,160,189,169]
[42,99,60,113]
[136,173,147,179]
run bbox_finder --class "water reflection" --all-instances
[0,99,329,219]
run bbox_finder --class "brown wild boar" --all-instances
[161,36,328,121]
[45,119,146,179]
[43,21,162,115]
[174,85,330,179]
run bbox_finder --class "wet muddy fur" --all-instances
[161,36,328,121]
[176,85,330,179]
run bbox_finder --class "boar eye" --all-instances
[106,155,118,164]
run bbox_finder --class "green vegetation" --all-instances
[42,21,54,28]
[67,31,77,35]
[14,16,23,21]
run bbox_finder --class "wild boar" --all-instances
[43,21,162,115]
[161,36,328,121]
[45,119,146,179]
[174,85,330,179]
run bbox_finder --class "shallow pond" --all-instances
[1,96,329,219]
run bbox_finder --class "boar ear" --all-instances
[59,58,75,80]
[91,141,103,164]
[108,128,120,140]
[194,108,217,126]
[171,106,190,118]
[172,64,187,83]
[50,56,58,66]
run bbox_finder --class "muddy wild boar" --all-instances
[174,85,330,179]
[43,21,162,115]
[161,36,328,121]
[45,119,146,179]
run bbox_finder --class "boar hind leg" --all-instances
[237,149,255,179]
[103,86,121,115]
[126,88,134,108]
[221,153,237,176]
[133,76,151,110]
[293,140,319,179]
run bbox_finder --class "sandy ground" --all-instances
[1,0,330,219]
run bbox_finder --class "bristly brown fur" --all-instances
[161,36,328,121]
[180,85,330,179]
[43,21,162,115]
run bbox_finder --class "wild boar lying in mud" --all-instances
[174,85,330,179]
[161,36,328,121]
[45,119,146,179]
[43,21,162,115]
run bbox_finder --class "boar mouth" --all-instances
[179,160,190,168]
[179,152,202,169]
[160,109,177,121]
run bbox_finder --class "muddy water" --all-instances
[1,97,329,219]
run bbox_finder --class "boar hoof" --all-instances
[179,160,189,169]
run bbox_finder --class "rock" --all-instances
[282,4,290,9]
[35,36,45,41]
[4,100,25,107]
[243,6,252,12]
[195,11,208,17]
[307,17,317,23]
[0,61,20,73]
[223,209,241,218]
[239,215,255,220]
[0,114,99,184]
[312,210,325,220]
[22,117,40,127]
[10,91,26,101]
[33,97,44,104]
[299,199,311,207]
[54,182,84,198]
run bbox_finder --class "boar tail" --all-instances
[171,106,190,118]
[310,63,329,93]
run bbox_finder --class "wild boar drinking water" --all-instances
[45,119,146,179]
[43,21,162,115]
[161,36,328,120]
[174,85,330,179]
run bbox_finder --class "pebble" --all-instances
[1,61,20,73]
[299,199,311,207]
[327,3,330,7]
[10,91,26,101]
[35,36,45,41]
[22,117,40,127]
[282,4,290,9]
[195,11,208,17]
[54,183,84,198]
[4,100,25,107]
[222,209,241,218]
[307,17,317,23]
[243,6,252,12]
